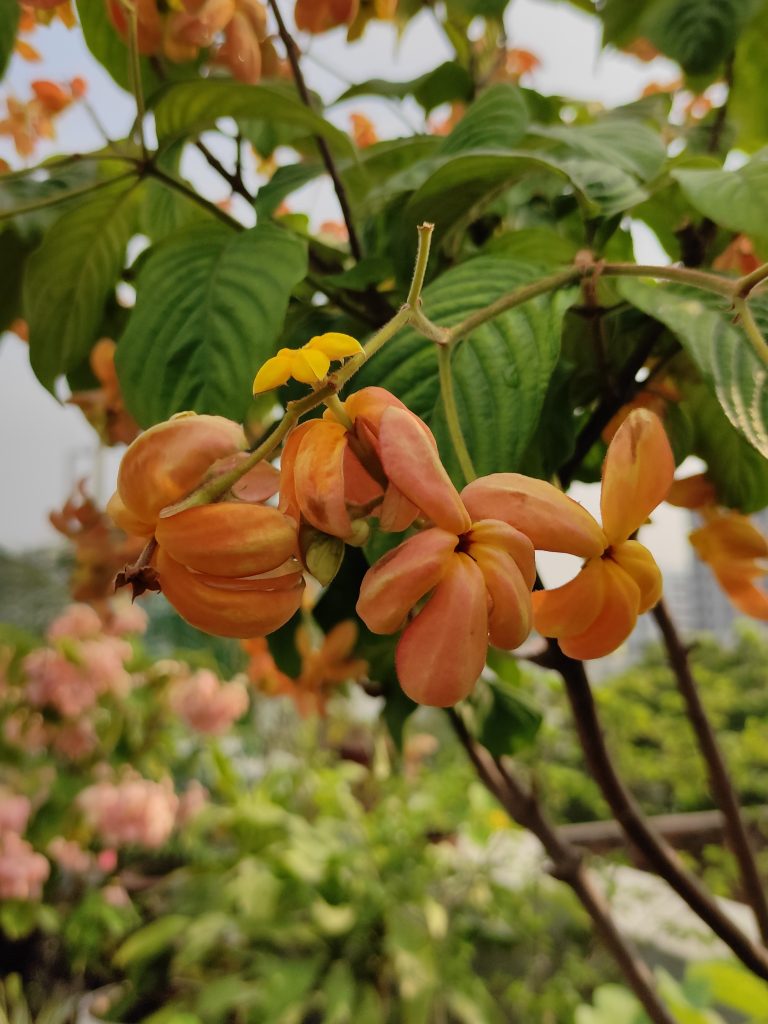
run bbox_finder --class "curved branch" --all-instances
[652,599,768,944]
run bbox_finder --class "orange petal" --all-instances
[396,553,488,707]
[343,446,382,507]
[559,561,641,661]
[466,519,536,589]
[609,540,662,613]
[157,548,305,639]
[155,502,297,577]
[294,420,352,538]
[279,422,315,523]
[378,482,420,532]
[378,406,471,534]
[666,473,716,510]
[470,544,532,650]
[345,385,408,430]
[691,512,768,561]
[230,459,280,502]
[532,558,606,639]
[462,474,606,558]
[600,409,675,544]
[106,490,154,538]
[716,575,768,621]
[356,528,458,633]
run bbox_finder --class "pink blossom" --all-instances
[47,603,102,642]
[78,776,179,849]
[79,638,132,698]
[0,833,50,900]
[0,792,31,835]
[106,601,148,637]
[48,836,92,874]
[3,709,47,754]
[96,848,118,873]
[176,780,208,826]
[101,882,131,907]
[50,718,99,761]
[169,670,249,735]
[23,648,98,717]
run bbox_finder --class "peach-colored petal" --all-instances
[532,557,606,639]
[396,552,488,707]
[378,482,420,532]
[462,474,606,558]
[155,502,297,577]
[559,560,641,661]
[345,385,409,430]
[600,409,675,544]
[294,420,352,538]
[343,446,382,507]
[356,528,458,633]
[666,473,716,510]
[223,458,279,502]
[609,540,662,613]
[106,491,154,538]
[466,519,536,589]
[378,406,471,534]
[715,573,768,621]
[279,422,315,524]
[470,544,532,650]
[691,513,768,561]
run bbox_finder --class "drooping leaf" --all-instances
[617,278,768,459]
[673,151,768,237]
[645,0,747,78]
[474,680,542,758]
[0,0,20,79]
[338,61,474,113]
[0,228,35,332]
[531,119,667,182]
[354,258,575,483]
[254,162,324,219]
[439,84,529,154]
[729,6,768,152]
[685,383,768,513]
[117,223,307,426]
[559,158,649,218]
[687,961,768,1018]
[114,915,190,968]
[24,174,144,390]
[152,79,354,157]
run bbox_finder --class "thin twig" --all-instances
[267,0,363,261]
[147,167,244,230]
[0,171,139,223]
[447,710,677,1024]
[652,599,768,944]
[121,0,148,160]
[437,345,476,484]
[733,297,768,366]
[195,140,254,203]
[547,645,768,980]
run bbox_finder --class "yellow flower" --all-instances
[252,333,363,394]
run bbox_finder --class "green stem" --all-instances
[437,345,476,484]
[0,152,138,183]
[600,262,736,299]
[124,0,148,160]
[147,167,244,230]
[0,171,139,222]
[406,222,434,307]
[733,297,768,366]
[735,261,768,298]
[447,267,584,345]
[323,393,354,429]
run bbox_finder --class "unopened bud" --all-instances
[299,525,344,586]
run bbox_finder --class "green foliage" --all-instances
[0,0,18,80]
[674,151,768,241]
[356,258,574,482]
[645,0,748,77]
[24,174,144,391]
[117,223,307,426]
[337,61,474,113]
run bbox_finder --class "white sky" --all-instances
[0,0,692,574]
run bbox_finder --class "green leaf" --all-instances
[685,383,768,512]
[117,223,307,426]
[482,227,580,266]
[152,80,354,157]
[531,119,667,182]
[354,258,575,482]
[617,278,768,459]
[0,0,19,79]
[688,960,768,1018]
[559,158,649,217]
[0,228,34,332]
[673,151,768,236]
[440,84,529,154]
[140,144,210,241]
[254,162,324,219]
[114,915,190,968]
[24,174,144,390]
[730,6,768,152]
[475,681,542,758]
[338,61,474,113]
[645,0,747,78]
[75,0,161,94]
[575,984,645,1024]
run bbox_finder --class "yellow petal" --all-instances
[253,352,292,393]
[532,557,606,639]
[559,560,641,661]
[609,540,662,613]
[291,348,331,383]
[306,332,363,359]
[600,409,675,545]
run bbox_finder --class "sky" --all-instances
[0,0,694,575]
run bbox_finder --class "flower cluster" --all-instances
[113,327,677,708]
[0,77,85,159]
[0,787,49,901]
[78,773,180,849]
[169,668,250,734]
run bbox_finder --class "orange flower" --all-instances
[689,511,768,621]
[280,386,470,542]
[601,376,680,444]
[295,0,358,33]
[713,235,761,276]
[463,410,674,660]
[350,112,377,148]
[357,511,535,707]
[68,338,141,447]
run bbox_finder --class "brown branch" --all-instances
[195,140,254,203]
[447,710,677,1024]
[546,644,768,979]
[652,599,768,944]
[267,0,363,262]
